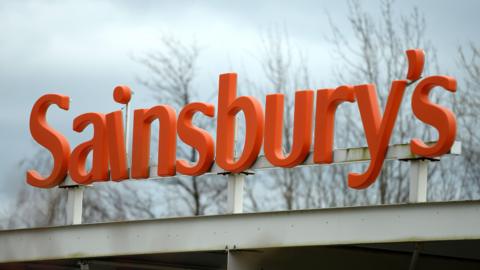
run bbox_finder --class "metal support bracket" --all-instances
[63,185,84,225]
[58,141,461,222]
[227,173,245,214]
[408,159,429,203]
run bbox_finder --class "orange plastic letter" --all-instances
[131,105,177,178]
[406,49,425,81]
[68,113,109,184]
[348,81,408,189]
[216,73,264,173]
[264,90,314,167]
[410,76,457,157]
[177,102,215,175]
[313,86,355,163]
[27,94,71,188]
[106,111,129,181]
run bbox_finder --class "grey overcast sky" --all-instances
[1,0,479,202]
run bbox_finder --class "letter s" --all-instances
[411,76,457,157]
[26,94,71,188]
[177,102,215,175]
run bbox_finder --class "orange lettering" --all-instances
[410,76,457,157]
[131,106,177,178]
[348,81,407,189]
[106,111,129,181]
[313,86,355,164]
[216,73,264,173]
[264,90,314,167]
[104,85,132,181]
[177,102,215,175]
[27,94,71,188]
[68,113,109,184]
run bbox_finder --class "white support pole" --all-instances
[409,159,428,203]
[225,116,246,214]
[65,186,84,225]
[227,174,245,214]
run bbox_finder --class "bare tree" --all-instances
[326,0,449,205]
[241,26,314,212]
[4,35,227,229]
[452,43,480,199]
[247,0,473,210]
[6,148,67,229]
[4,147,162,229]
[135,35,226,216]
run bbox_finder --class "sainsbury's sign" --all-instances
[26,49,457,189]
